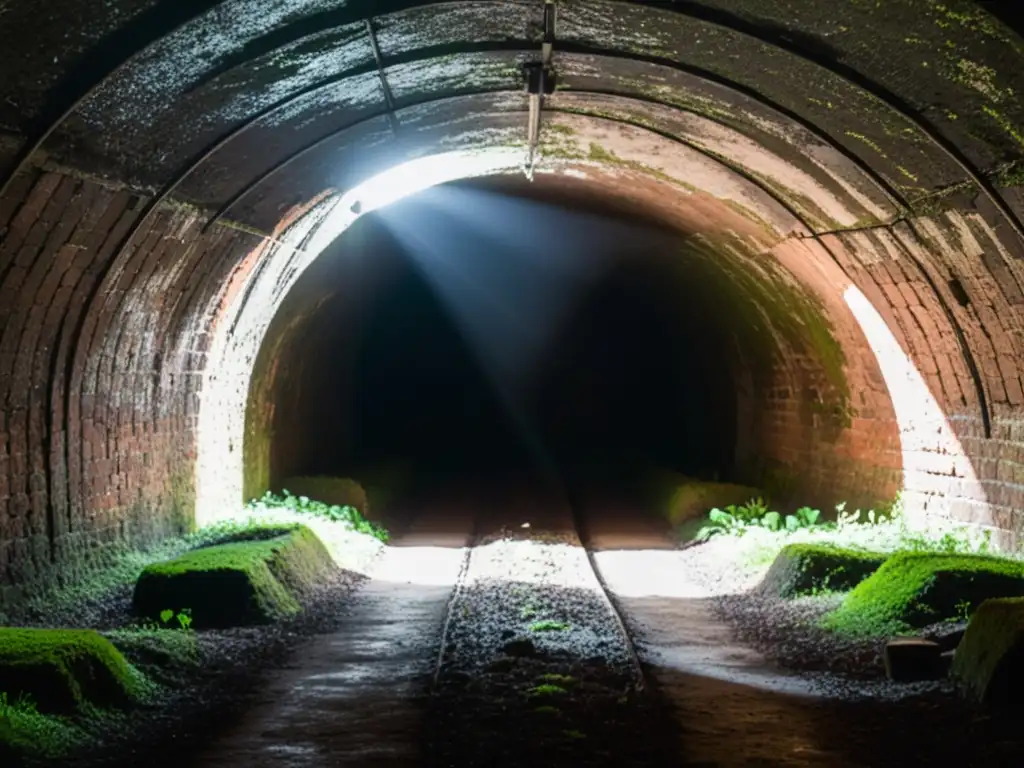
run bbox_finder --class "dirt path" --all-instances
[191,506,474,767]
[581,498,1013,767]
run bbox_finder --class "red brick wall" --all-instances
[821,211,1024,545]
[719,237,903,514]
[0,167,263,603]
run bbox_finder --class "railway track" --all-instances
[424,484,671,767]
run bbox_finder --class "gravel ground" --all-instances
[425,523,676,767]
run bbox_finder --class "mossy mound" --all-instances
[758,544,887,598]
[280,476,368,513]
[0,628,151,714]
[132,524,335,628]
[639,469,761,528]
[823,552,1024,636]
[104,628,200,670]
[0,700,81,763]
[951,597,1024,706]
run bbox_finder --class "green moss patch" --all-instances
[0,628,152,715]
[639,469,761,530]
[0,693,82,762]
[951,597,1024,706]
[758,544,888,598]
[104,629,200,672]
[132,524,335,628]
[823,553,1024,637]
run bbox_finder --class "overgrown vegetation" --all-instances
[528,683,568,697]
[247,490,389,542]
[690,494,996,567]
[697,498,827,541]
[133,524,336,628]
[822,552,1024,637]
[529,620,571,633]
[757,543,888,598]
[0,628,153,714]
[0,691,81,761]
[0,628,155,762]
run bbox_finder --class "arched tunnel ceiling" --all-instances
[2,0,1023,236]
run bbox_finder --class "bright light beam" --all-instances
[843,284,989,531]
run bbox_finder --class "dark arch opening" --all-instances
[247,171,902,514]
[255,179,742,494]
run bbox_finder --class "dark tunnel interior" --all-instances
[279,178,739,492]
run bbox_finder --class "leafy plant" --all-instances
[529,620,570,632]
[528,683,568,697]
[0,691,38,715]
[953,599,973,623]
[247,490,389,542]
[697,499,827,540]
[157,608,193,631]
[695,507,749,541]
[538,673,575,685]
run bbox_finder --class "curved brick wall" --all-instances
[2,1,1024,602]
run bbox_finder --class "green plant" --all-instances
[529,620,570,632]
[247,490,389,542]
[695,507,747,541]
[736,497,770,522]
[0,691,38,715]
[0,690,82,760]
[0,628,154,714]
[563,729,586,739]
[698,499,827,541]
[156,609,192,630]
[538,673,575,685]
[528,684,568,697]
[953,599,973,623]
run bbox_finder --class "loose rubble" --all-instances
[425,523,675,767]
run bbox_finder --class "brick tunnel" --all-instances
[3,2,1024,764]
[3,0,1023,592]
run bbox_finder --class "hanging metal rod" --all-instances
[523,0,558,177]
[365,17,401,136]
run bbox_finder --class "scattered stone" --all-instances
[923,622,967,652]
[884,637,943,682]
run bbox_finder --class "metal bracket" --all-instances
[521,0,558,179]
[365,18,401,136]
